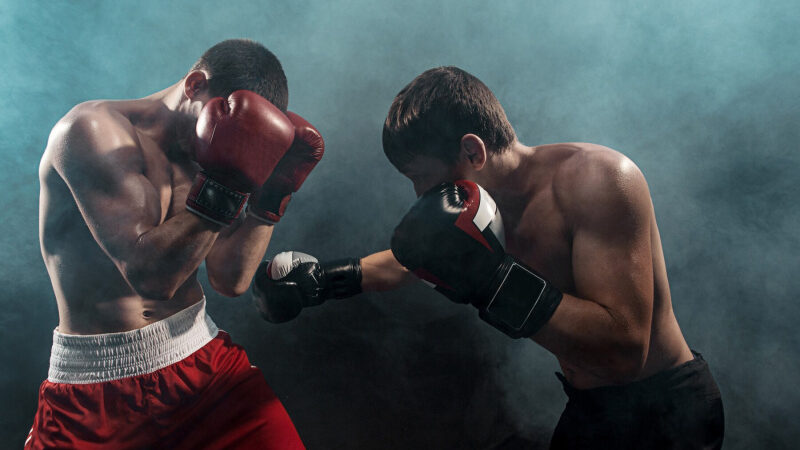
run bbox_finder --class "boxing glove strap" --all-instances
[320,258,363,300]
[477,254,563,339]
[186,172,249,226]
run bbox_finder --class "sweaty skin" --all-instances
[39,80,275,335]
[361,141,693,389]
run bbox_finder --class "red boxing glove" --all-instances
[248,112,325,224]
[187,90,295,225]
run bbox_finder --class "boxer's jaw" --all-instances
[128,84,195,161]
[164,72,214,160]
[163,105,201,160]
[406,140,527,208]
[401,155,465,197]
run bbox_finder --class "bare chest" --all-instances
[139,137,197,223]
[503,195,574,292]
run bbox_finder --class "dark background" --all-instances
[2,0,798,448]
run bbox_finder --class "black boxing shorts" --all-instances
[550,350,724,449]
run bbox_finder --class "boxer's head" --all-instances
[383,66,515,195]
[181,39,289,115]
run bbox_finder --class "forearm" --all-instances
[205,216,275,296]
[127,210,221,300]
[532,293,649,382]
[360,249,417,292]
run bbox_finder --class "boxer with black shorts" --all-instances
[29,39,322,449]
[254,66,724,449]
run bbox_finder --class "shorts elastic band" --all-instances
[48,298,218,384]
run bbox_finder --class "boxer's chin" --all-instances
[172,125,198,160]
[186,133,200,160]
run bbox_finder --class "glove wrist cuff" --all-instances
[320,258,363,300]
[478,254,563,339]
[186,172,249,226]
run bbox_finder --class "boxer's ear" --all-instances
[459,134,487,170]
[183,71,209,101]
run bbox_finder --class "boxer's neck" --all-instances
[130,82,198,158]
[471,141,540,214]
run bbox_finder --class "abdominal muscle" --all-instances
[48,241,205,335]
[54,284,204,336]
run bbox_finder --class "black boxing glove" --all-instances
[391,180,562,338]
[252,251,362,323]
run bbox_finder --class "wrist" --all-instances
[186,172,249,226]
[320,258,363,300]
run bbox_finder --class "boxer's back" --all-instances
[506,142,693,389]
[39,100,202,334]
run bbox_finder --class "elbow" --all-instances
[211,281,249,298]
[606,337,649,384]
[208,270,249,298]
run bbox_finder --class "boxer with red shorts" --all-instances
[254,67,724,448]
[29,39,321,449]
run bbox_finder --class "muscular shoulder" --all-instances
[552,144,651,235]
[44,101,143,179]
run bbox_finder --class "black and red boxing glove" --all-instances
[187,90,295,225]
[247,112,324,224]
[390,180,563,339]
[252,251,362,323]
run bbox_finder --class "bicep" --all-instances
[53,119,161,268]
[569,159,654,330]
[571,223,653,327]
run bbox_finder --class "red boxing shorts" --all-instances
[25,298,304,449]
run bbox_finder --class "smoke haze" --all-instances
[1,0,798,447]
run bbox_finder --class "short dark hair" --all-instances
[191,39,288,111]
[382,66,515,170]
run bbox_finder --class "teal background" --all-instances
[2,0,799,447]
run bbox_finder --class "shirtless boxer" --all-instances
[254,66,724,448]
[28,39,322,449]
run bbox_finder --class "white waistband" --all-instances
[48,298,219,384]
